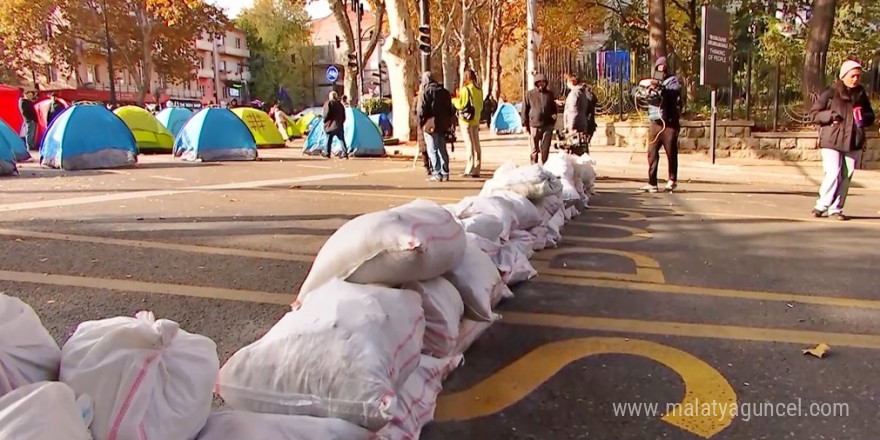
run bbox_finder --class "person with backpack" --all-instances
[321,91,349,158]
[418,71,456,181]
[808,59,875,221]
[639,56,682,193]
[452,69,484,177]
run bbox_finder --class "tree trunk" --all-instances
[492,38,501,99]
[803,0,837,104]
[384,0,418,141]
[442,46,458,90]
[458,0,474,86]
[647,0,668,64]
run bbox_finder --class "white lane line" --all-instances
[0,168,410,213]
[150,175,186,181]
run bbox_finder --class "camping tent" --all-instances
[369,113,392,138]
[0,121,22,175]
[0,85,22,136]
[156,107,193,138]
[491,102,524,135]
[231,107,285,148]
[174,108,257,162]
[34,98,70,147]
[114,105,175,153]
[293,112,318,135]
[40,104,137,170]
[303,107,385,157]
[294,107,322,119]
[283,114,303,138]
[0,120,31,163]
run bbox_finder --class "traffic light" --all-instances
[347,52,358,70]
[335,35,341,49]
[418,25,431,54]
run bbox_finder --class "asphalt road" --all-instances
[2,147,879,440]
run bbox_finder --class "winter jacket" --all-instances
[810,83,875,152]
[18,98,36,122]
[322,99,346,133]
[523,87,558,128]
[452,84,484,127]
[418,81,456,134]
[563,85,597,134]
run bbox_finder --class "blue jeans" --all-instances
[326,129,349,157]
[424,130,449,177]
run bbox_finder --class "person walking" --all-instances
[453,69,484,177]
[523,73,558,165]
[563,73,597,154]
[413,85,432,175]
[809,59,875,221]
[18,89,37,151]
[418,71,455,182]
[322,91,349,159]
[639,56,683,193]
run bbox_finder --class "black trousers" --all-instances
[647,123,679,186]
[529,126,553,165]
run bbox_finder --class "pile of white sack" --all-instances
[0,153,596,440]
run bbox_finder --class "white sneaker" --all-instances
[665,180,677,191]
[640,185,659,193]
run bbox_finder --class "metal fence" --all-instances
[532,47,880,131]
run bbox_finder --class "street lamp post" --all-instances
[101,0,117,106]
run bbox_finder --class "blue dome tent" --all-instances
[303,107,385,157]
[369,113,392,138]
[0,119,30,163]
[174,108,258,162]
[40,105,137,170]
[491,102,524,135]
[0,121,20,176]
[156,107,193,138]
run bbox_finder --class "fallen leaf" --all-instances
[802,343,830,358]
[14,238,23,242]
[46,300,55,304]
[39,258,48,262]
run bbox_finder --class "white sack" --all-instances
[498,244,538,285]
[455,319,494,354]
[543,151,580,186]
[443,242,512,322]
[465,232,503,257]
[534,194,563,221]
[218,280,424,431]
[297,199,467,301]
[492,191,542,230]
[460,214,504,242]
[451,196,518,241]
[0,294,61,398]
[60,311,219,440]
[508,230,537,259]
[0,381,92,440]
[196,411,373,440]
[377,355,463,440]
[492,161,517,178]
[402,278,464,358]
[480,164,563,200]
[575,154,597,194]
[527,225,548,251]
[545,209,565,247]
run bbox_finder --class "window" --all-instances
[86,66,96,83]
[220,61,226,72]
[199,85,206,96]
[235,37,241,49]
[199,57,204,69]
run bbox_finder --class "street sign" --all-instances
[326,65,339,83]
[700,6,730,87]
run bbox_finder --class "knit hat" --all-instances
[839,60,862,79]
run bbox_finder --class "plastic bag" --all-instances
[377,355,463,440]
[0,381,93,440]
[218,280,424,431]
[0,294,61,398]
[443,241,511,322]
[60,311,219,440]
[450,196,518,241]
[196,411,374,440]
[297,199,467,301]
[402,278,464,358]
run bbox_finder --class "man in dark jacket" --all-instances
[523,73,558,165]
[18,89,38,151]
[417,71,455,181]
[640,56,682,193]
[47,94,67,125]
[322,91,348,158]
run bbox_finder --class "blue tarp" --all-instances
[156,107,193,138]
[303,107,385,157]
[0,120,20,175]
[1,119,30,163]
[40,105,137,170]
[491,102,524,135]
[174,108,257,162]
[369,113,392,137]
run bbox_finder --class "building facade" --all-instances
[28,28,250,108]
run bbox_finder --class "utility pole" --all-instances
[418,0,430,72]
[352,0,366,105]
[101,0,117,106]
[526,0,538,86]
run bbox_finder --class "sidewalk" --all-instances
[388,131,880,190]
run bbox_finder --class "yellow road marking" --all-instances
[436,337,736,439]
[531,247,666,284]
[0,270,295,305]
[562,221,652,243]
[0,229,315,262]
[502,311,880,349]
[535,275,880,311]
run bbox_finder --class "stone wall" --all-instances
[591,119,880,168]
